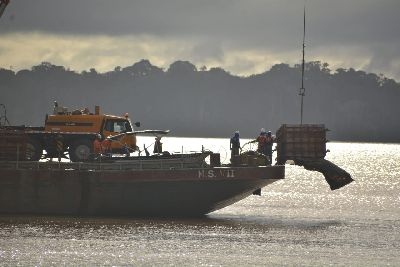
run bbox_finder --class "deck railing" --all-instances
[0,153,210,171]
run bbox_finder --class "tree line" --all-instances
[1,59,399,142]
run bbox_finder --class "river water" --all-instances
[0,138,399,266]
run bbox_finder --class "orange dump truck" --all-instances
[1,102,139,162]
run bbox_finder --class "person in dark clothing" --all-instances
[153,136,162,154]
[265,131,274,165]
[230,131,240,160]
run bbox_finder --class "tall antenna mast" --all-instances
[299,5,306,124]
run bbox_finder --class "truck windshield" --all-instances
[104,120,132,133]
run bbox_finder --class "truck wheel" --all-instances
[26,138,43,161]
[69,139,92,162]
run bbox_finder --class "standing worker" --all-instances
[255,128,267,156]
[265,131,274,165]
[230,131,241,161]
[153,136,162,154]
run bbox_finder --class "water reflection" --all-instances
[1,140,400,265]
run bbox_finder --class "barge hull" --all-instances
[0,164,284,216]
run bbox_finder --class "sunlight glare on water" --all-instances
[1,138,399,266]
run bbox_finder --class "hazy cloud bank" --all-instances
[1,0,400,79]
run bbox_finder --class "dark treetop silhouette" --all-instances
[1,60,399,142]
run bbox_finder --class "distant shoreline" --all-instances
[163,135,400,144]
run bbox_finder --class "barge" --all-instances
[0,122,353,217]
[0,158,285,217]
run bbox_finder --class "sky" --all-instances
[1,0,400,81]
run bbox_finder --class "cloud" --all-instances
[1,32,399,81]
[366,44,400,79]
[190,42,224,63]
[0,33,191,72]
[0,32,301,76]
[1,0,400,80]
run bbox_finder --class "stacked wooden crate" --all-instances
[276,124,327,164]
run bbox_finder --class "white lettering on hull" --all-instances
[198,169,235,178]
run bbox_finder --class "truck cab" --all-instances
[101,115,137,152]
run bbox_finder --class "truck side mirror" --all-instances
[135,122,141,127]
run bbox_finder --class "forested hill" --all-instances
[1,60,399,142]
